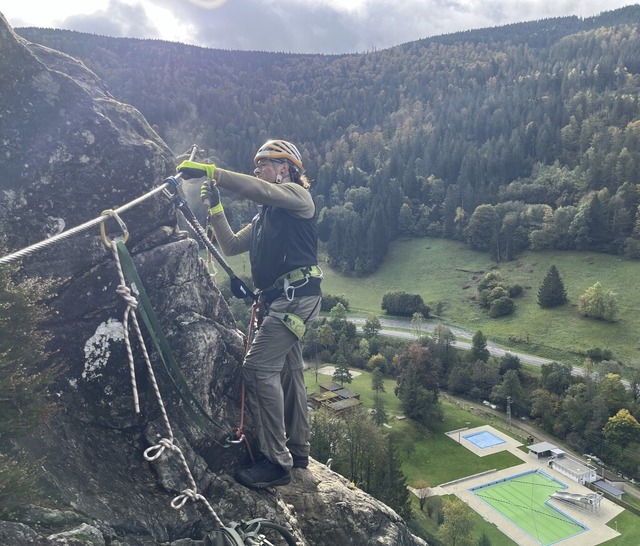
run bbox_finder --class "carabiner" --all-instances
[100,209,129,249]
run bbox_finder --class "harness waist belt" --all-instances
[274,265,323,289]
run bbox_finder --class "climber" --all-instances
[177,139,322,489]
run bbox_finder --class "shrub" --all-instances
[508,284,524,297]
[489,296,515,318]
[381,291,429,317]
[476,270,519,317]
[321,293,350,312]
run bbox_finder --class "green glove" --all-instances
[201,181,223,215]
[177,160,216,180]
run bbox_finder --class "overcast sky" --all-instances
[4,0,637,55]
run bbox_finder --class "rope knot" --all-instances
[116,283,138,309]
[143,437,176,461]
[171,488,204,510]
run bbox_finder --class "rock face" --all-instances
[0,13,427,546]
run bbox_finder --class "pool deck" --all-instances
[433,425,624,546]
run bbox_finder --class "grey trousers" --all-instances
[243,294,321,469]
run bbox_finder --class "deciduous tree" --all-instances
[603,409,640,449]
[362,314,382,339]
[437,498,474,546]
[577,281,618,322]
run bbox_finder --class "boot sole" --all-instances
[236,472,291,489]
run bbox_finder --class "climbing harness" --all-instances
[252,265,323,339]
[260,265,323,303]
[278,266,323,302]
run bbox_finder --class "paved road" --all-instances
[351,316,639,388]
[350,316,555,367]
[349,316,588,374]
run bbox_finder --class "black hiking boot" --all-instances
[292,454,309,469]
[235,459,291,489]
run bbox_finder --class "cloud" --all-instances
[142,0,363,53]
[7,0,636,54]
[185,0,228,7]
[60,0,161,39]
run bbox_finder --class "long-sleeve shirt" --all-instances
[210,169,315,257]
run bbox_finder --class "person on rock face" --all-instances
[177,139,322,489]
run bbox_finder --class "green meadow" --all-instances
[320,237,640,367]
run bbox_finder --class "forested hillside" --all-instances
[18,5,640,273]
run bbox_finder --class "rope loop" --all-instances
[143,437,176,462]
[100,209,129,249]
[171,488,204,510]
[229,432,245,445]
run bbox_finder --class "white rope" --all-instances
[0,182,170,267]
[108,239,224,528]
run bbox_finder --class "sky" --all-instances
[3,0,638,55]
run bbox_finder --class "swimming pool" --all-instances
[470,470,587,545]
[463,430,506,449]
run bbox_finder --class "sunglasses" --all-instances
[255,159,284,169]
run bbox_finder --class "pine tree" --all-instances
[470,330,490,362]
[377,436,412,520]
[371,367,385,393]
[332,353,352,385]
[0,263,56,510]
[372,394,388,426]
[537,264,568,308]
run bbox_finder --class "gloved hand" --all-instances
[201,180,223,215]
[177,160,216,180]
[201,180,220,207]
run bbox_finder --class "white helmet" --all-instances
[254,139,303,170]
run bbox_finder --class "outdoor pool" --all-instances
[470,470,587,545]
[463,429,506,449]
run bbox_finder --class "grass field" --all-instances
[604,510,640,544]
[319,237,640,367]
[471,470,586,545]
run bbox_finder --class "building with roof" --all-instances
[309,382,362,415]
[593,480,625,500]
[527,441,561,458]
[528,441,597,484]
